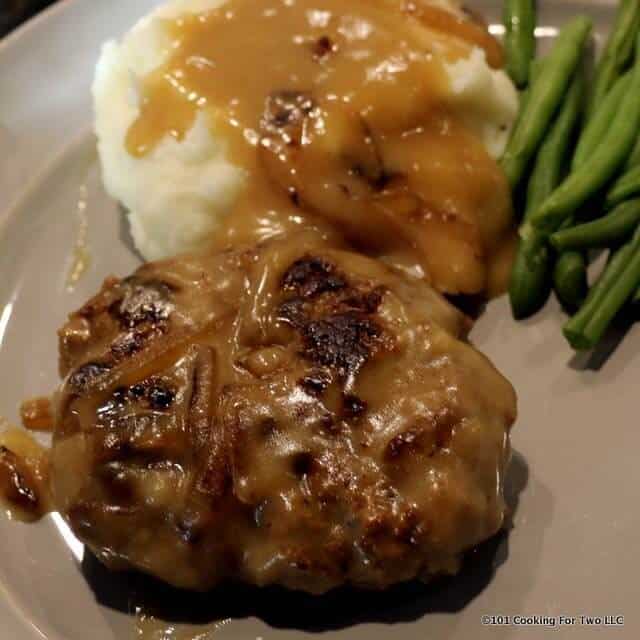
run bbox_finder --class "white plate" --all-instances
[0,1,636,638]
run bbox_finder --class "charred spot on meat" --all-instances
[277,255,393,385]
[110,278,174,329]
[68,362,112,394]
[281,256,347,298]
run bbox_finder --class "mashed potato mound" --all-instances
[93,0,245,260]
[94,0,518,261]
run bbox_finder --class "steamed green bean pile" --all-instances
[503,0,640,352]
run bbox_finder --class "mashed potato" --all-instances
[94,0,244,260]
[94,0,518,261]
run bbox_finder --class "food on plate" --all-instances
[586,0,640,120]
[528,41,640,235]
[94,0,518,295]
[552,251,587,313]
[564,226,640,350]
[2,0,523,595]
[606,163,640,209]
[48,234,516,593]
[500,16,592,191]
[19,397,55,432]
[503,0,536,88]
[508,69,584,319]
[572,71,632,173]
[550,199,640,252]
[627,136,640,170]
[0,425,51,522]
[505,0,640,353]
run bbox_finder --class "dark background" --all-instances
[1,0,56,36]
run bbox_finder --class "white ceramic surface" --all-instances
[0,1,636,638]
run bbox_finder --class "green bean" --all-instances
[524,72,585,216]
[512,58,545,132]
[500,17,592,190]
[553,251,588,311]
[519,58,545,108]
[550,198,640,250]
[572,71,631,171]
[563,233,638,348]
[552,214,588,312]
[626,136,640,169]
[586,0,640,121]
[509,69,585,319]
[503,0,537,88]
[579,237,640,349]
[509,238,553,319]
[605,164,640,209]
[529,34,640,235]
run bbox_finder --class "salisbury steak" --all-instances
[50,234,516,593]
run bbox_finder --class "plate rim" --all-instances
[0,0,81,54]
[0,2,631,640]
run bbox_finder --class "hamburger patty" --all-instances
[50,233,516,593]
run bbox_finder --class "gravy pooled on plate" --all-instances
[0,423,51,522]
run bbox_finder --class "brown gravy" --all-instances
[20,396,55,432]
[487,227,518,298]
[126,0,481,157]
[125,0,513,294]
[0,424,51,522]
[134,610,231,640]
[66,183,91,293]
